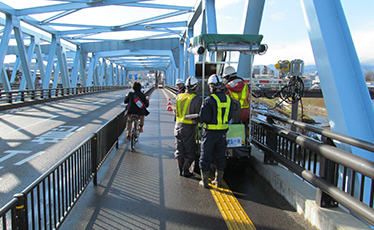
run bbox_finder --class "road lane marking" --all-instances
[8,115,59,135]
[32,125,80,144]
[93,99,105,105]
[210,180,256,230]
[0,150,31,163]
[14,151,45,165]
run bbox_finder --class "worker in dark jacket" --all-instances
[198,74,234,188]
[124,81,150,141]
[176,78,186,94]
[174,76,202,177]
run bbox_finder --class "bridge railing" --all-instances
[0,109,126,230]
[251,109,374,226]
[0,85,129,111]
[0,87,154,230]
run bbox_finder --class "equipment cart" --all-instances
[188,33,267,171]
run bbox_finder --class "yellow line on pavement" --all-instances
[210,181,256,230]
[161,86,254,228]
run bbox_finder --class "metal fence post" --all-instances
[116,115,120,149]
[12,193,27,229]
[7,92,12,103]
[316,136,339,207]
[264,117,278,164]
[91,134,98,185]
[291,100,299,131]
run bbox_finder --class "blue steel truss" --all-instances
[0,0,197,89]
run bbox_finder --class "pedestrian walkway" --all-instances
[60,89,316,230]
[60,89,230,229]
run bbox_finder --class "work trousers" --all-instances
[199,129,227,171]
[174,123,198,160]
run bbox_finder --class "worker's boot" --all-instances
[182,158,193,177]
[212,170,224,187]
[177,157,184,176]
[199,170,210,188]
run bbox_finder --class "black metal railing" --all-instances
[0,85,129,110]
[251,109,374,226]
[0,109,127,230]
[164,85,178,94]
[0,87,154,230]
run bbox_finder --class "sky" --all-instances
[1,0,373,67]
[214,0,374,66]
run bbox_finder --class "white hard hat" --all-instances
[186,76,198,89]
[223,66,237,78]
[176,78,184,85]
[208,74,223,87]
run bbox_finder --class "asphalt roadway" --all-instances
[59,89,315,230]
[0,89,131,208]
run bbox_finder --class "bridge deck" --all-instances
[60,89,314,230]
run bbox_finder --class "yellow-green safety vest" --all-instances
[203,94,231,130]
[227,84,250,109]
[176,93,197,124]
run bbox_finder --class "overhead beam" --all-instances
[15,0,153,16]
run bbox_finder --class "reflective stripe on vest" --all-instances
[228,84,250,109]
[176,93,196,124]
[204,94,231,130]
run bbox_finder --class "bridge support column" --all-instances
[302,0,374,206]
[237,0,265,78]
[301,0,374,155]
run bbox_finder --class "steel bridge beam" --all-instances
[237,0,265,79]
[301,0,374,158]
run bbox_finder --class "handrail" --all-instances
[0,110,126,229]
[253,109,374,153]
[0,87,155,229]
[0,85,129,111]
[251,112,374,226]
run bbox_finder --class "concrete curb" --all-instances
[249,147,371,230]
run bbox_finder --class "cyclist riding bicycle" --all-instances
[124,81,150,141]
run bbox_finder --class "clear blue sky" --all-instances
[215,0,374,66]
[1,0,373,67]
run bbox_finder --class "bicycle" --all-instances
[129,114,141,151]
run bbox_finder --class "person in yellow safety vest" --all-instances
[222,66,250,124]
[198,74,234,188]
[174,76,202,177]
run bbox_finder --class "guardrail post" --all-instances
[91,134,98,185]
[20,91,25,102]
[7,92,12,103]
[264,117,278,164]
[316,136,339,207]
[116,115,120,149]
[291,100,298,131]
[12,193,27,229]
